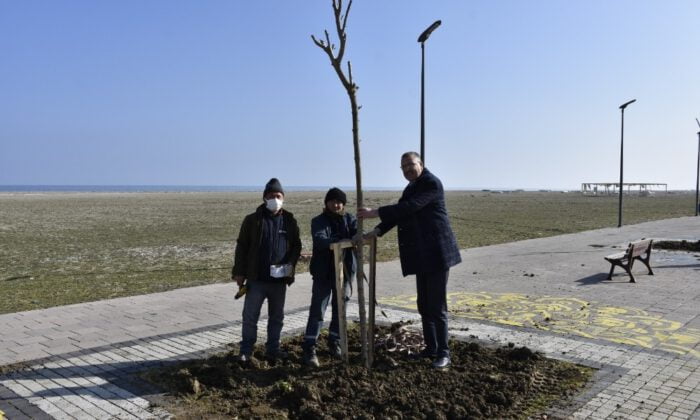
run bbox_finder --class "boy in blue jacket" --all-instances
[302,187,357,367]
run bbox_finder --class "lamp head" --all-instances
[418,20,442,43]
[619,99,636,110]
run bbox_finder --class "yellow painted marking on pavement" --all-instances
[0,408,5,420]
[379,292,700,358]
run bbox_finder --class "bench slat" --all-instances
[605,252,626,261]
[630,240,652,258]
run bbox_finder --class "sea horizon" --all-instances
[0,185,692,193]
[0,184,579,193]
[0,184,414,193]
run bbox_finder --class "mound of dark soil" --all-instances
[654,240,700,252]
[144,323,593,419]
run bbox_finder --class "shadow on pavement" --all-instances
[3,359,182,400]
[575,272,626,286]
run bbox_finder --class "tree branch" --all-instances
[311,0,355,92]
[324,30,333,57]
[334,0,350,63]
[341,0,352,33]
[311,34,335,64]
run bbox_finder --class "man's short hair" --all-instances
[401,151,422,163]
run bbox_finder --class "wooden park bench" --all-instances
[604,239,654,283]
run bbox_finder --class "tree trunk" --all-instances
[312,0,369,368]
[349,93,369,368]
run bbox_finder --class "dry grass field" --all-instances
[0,190,694,314]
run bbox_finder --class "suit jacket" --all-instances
[376,168,461,276]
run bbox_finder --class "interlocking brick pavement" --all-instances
[1,216,698,419]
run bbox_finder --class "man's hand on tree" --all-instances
[363,228,380,241]
[357,208,379,219]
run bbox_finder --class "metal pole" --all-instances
[617,99,636,227]
[618,108,624,227]
[417,20,440,164]
[696,130,699,216]
[420,42,425,162]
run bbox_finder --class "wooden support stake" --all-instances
[368,235,377,367]
[331,241,349,362]
[330,239,377,367]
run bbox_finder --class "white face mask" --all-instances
[266,198,283,212]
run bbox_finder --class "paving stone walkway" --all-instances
[1,216,699,419]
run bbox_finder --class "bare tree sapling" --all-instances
[311,0,369,367]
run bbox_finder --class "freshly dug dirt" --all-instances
[654,240,700,252]
[144,323,593,419]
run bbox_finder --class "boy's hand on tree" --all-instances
[352,232,364,246]
[363,228,380,241]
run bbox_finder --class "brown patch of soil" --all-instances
[144,323,593,419]
[0,361,29,375]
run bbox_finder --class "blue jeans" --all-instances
[303,275,351,349]
[416,269,450,358]
[240,280,287,356]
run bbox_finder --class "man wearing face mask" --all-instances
[232,178,301,362]
[302,187,357,367]
[358,152,461,370]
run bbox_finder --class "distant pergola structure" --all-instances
[581,183,668,196]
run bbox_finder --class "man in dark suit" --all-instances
[358,151,461,369]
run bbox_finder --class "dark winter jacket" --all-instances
[375,168,461,276]
[232,204,301,283]
[310,210,357,282]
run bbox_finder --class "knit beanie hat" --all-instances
[324,187,347,205]
[263,178,284,197]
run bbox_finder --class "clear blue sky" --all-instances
[1,1,698,189]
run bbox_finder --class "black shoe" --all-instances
[328,341,342,359]
[409,349,436,360]
[237,353,252,364]
[266,349,289,361]
[303,348,320,367]
[432,356,451,369]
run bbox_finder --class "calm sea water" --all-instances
[0,185,590,193]
[0,185,337,193]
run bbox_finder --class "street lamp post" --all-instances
[618,99,636,228]
[695,118,700,216]
[418,20,441,164]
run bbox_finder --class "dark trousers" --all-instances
[416,269,450,358]
[240,279,286,356]
[303,275,351,349]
